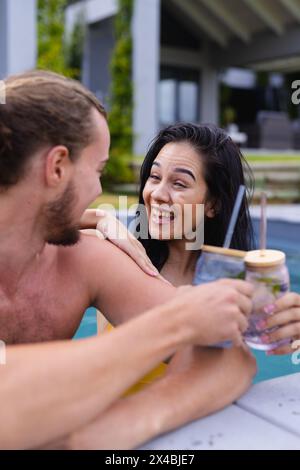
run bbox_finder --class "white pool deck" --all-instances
[250,204,300,223]
[141,373,300,450]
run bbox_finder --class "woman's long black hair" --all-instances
[134,123,255,271]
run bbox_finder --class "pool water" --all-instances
[73,307,97,340]
[74,219,300,383]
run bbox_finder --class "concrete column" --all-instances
[0,0,8,79]
[0,0,36,79]
[200,65,219,125]
[132,0,161,155]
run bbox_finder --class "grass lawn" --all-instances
[245,153,300,163]
[134,153,300,164]
[90,192,138,209]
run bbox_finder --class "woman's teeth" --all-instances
[151,208,175,224]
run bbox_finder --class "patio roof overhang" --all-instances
[166,0,300,72]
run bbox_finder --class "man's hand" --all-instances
[173,279,254,347]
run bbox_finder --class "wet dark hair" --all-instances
[134,123,255,271]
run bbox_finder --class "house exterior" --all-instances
[0,0,37,80]
[66,0,300,155]
[1,0,300,153]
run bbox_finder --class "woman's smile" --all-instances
[150,205,176,225]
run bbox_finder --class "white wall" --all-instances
[0,0,36,79]
[66,0,118,35]
[133,0,161,155]
[0,0,7,79]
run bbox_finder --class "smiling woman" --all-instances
[78,123,256,396]
[143,143,206,247]
[79,124,300,396]
[136,123,254,284]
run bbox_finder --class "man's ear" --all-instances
[45,146,72,187]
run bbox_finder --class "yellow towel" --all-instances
[105,323,167,395]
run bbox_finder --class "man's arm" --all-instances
[58,347,256,450]
[72,233,176,325]
[0,300,187,449]
[0,280,253,449]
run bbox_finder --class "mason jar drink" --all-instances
[244,249,290,351]
[193,245,246,348]
[193,245,246,285]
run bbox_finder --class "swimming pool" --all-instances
[74,218,300,383]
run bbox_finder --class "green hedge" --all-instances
[104,0,135,187]
[37,0,84,79]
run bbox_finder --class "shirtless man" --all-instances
[0,71,255,449]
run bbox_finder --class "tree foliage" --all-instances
[104,0,135,186]
[38,0,83,79]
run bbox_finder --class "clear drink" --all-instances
[244,250,290,351]
[193,247,246,285]
[193,245,246,348]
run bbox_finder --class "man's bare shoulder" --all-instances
[55,232,138,284]
[56,232,128,266]
[56,232,175,324]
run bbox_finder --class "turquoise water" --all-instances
[74,307,97,339]
[74,219,300,383]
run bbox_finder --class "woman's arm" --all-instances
[80,209,99,230]
[60,346,256,450]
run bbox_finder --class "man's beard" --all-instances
[44,182,81,247]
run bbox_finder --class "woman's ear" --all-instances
[205,202,216,219]
[206,206,215,219]
[205,200,220,219]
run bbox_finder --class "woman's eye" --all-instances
[174,181,187,188]
[149,174,160,181]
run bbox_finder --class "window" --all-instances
[159,67,200,126]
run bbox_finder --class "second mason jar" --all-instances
[244,249,290,351]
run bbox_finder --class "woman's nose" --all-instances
[151,182,171,203]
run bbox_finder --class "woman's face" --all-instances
[143,141,214,241]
